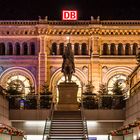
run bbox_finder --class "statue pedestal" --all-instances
[57,82,79,111]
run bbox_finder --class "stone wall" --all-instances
[0,94,10,125]
[0,95,11,140]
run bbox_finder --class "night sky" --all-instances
[0,0,140,20]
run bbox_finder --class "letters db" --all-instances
[62,10,78,20]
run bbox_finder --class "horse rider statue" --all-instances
[61,44,75,82]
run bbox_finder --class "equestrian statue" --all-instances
[61,44,75,82]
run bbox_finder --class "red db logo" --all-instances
[62,10,78,20]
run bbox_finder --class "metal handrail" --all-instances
[42,101,54,140]
[81,95,89,140]
[47,102,54,139]
[42,118,48,140]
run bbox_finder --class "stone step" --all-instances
[52,119,82,122]
[50,134,84,136]
[50,128,83,131]
[48,136,87,140]
[51,126,83,129]
[50,131,84,134]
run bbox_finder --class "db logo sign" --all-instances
[62,10,78,21]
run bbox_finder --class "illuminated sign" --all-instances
[62,10,78,20]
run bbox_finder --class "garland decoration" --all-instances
[0,123,24,136]
[109,120,140,136]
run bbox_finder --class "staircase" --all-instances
[43,111,88,140]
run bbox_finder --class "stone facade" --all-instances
[0,19,139,101]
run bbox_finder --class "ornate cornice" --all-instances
[0,20,140,36]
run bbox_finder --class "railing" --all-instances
[7,94,125,110]
[7,94,52,110]
[42,101,54,140]
[81,95,89,140]
[82,94,125,109]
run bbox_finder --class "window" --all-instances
[15,43,20,55]
[102,43,108,55]
[118,43,123,55]
[23,42,28,55]
[81,43,87,55]
[110,43,116,55]
[0,43,5,55]
[51,43,57,55]
[59,43,64,55]
[125,43,130,55]
[74,43,79,55]
[6,74,31,95]
[7,43,13,55]
[132,43,138,55]
[108,74,127,94]
[30,43,35,55]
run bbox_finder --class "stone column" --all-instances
[115,44,118,55]
[5,43,8,55]
[108,44,111,55]
[27,42,30,55]
[130,44,133,55]
[13,43,16,55]
[71,44,74,52]
[79,44,82,55]
[20,43,24,55]
[57,44,60,55]
[122,44,125,55]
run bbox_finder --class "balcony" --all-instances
[9,94,125,121]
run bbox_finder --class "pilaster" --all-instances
[38,36,47,92]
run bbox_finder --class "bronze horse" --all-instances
[62,45,75,82]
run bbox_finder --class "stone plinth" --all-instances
[57,82,79,110]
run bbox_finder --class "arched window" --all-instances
[125,43,130,55]
[118,43,123,55]
[102,43,108,55]
[132,43,138,55]
[110,43,116,55]
[7,43,13,55]
[108,74,127,95]
[51,43,57,55]
[74,43,79,55]
[23,42,28,55]
[30,42,35,55]
[6,74,32,96]
[15,43,20,55]
[0,43,5,55]
[67,43,72,47]
[59,43,64,55]
[81,43,87,55]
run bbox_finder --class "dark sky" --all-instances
[0,0,140,20]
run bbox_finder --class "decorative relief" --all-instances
[50,66,57,76]
[82,66,88,76]
[102,66,108,73]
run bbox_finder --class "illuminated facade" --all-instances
[0,19,138,99]
[0,19,140,139]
